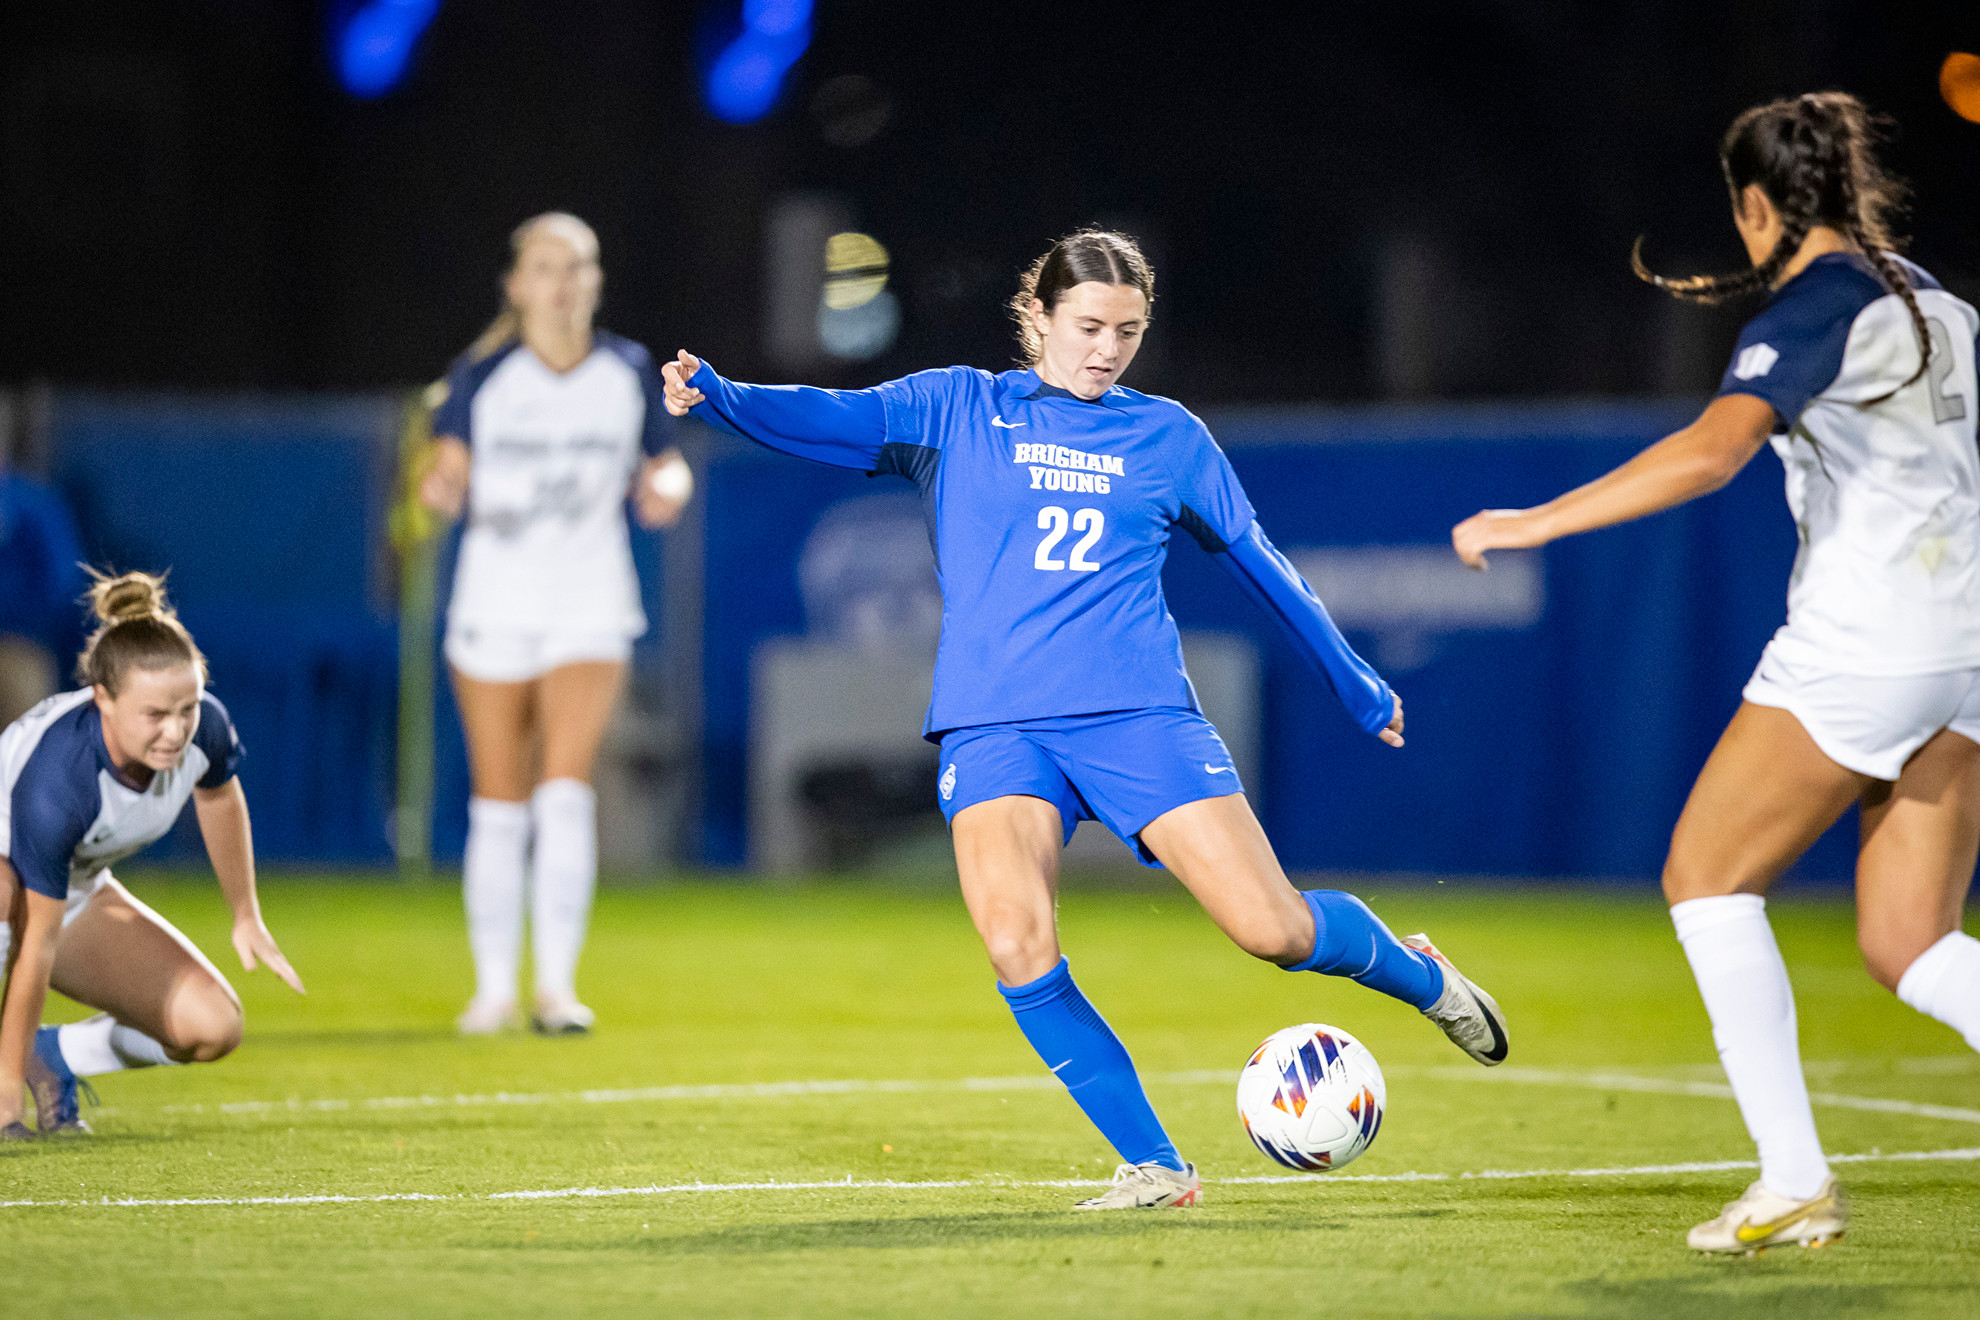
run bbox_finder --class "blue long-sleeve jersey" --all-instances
[688,361,1394,739]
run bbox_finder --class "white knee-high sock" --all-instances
[57,1013,177,1075]
[464,796,531,1005]
[1672,894,1830,1199]
[530,778,597,1004]
[1897,931,1980,1053]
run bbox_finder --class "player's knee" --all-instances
[1227,911,1309,965]
[167,983,244,1062]
[980,924,1056,986]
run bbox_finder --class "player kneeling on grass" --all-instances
[1456,93,1980,1254]
[0,572,303,1139]
[663,229,1508,1211]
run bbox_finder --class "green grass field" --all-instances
[5,870,1978,1318]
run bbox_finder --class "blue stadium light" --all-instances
[703,0,814,124]
[334,0,443,100]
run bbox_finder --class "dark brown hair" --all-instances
[77,570,207,696]
[1634,92,1928,400]
[1010,229,1155,366]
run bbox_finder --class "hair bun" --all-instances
[88,570,171,625]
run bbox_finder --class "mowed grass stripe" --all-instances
[129,1062,1980,1126]
[7,1146,1979,1211]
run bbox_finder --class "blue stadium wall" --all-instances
[40,393,1856,881]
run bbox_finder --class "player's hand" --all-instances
[233,917,306,995]
[661,350,705,417]
[634,449,694,529]
[1451,508,1549,571]
[1379,693,1404,748]
[418,437,471,519]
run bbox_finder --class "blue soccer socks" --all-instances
[998,958,1184,1172]
[1287,890,1445,1011]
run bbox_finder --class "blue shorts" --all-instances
[935,707,1244,867]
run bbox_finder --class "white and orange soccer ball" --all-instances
[1236,1023,1386,1172]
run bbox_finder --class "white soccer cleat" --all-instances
[530,995,595,1036]
[1072,1161,1202,1210]
[456,997,518,1036]
[1688,1176,1848,1254]
[1403,933,1509,1066]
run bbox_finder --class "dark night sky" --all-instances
[3,1,1977,401]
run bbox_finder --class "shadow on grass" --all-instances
[630,1206,1450,1256]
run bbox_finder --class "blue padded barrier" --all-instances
[695,400,1857,882]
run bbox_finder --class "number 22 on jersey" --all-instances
[1035,506,1104,572]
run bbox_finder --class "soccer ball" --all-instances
[1236,1023,1386,1172]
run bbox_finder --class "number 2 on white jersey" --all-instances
[1035,506,1104,572]
[1926,316,1968,426]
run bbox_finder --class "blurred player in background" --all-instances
[418,213,693,1036]
[663,229,1508,1210]
[0,572,303,1139]
[1454,93,1980,1254]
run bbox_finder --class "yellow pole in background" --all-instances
[388,381,449,879]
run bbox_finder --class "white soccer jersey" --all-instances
[433,331,674,636]
[1719,253,1980,675]
[0,688,242,899]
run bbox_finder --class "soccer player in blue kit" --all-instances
[663,230,1508,1208]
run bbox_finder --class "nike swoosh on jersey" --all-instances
[991,416,1027,428]
[1205,764,1234,774]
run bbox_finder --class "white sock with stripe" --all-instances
[1896,931,1980,1052]
[1671,893,1830,1200]
[530,778,597,1006]
[464,796,531,1006]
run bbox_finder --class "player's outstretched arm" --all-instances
[194,780,305,995]
[1452,393,1774,570]
[1216,522,1403,747]
[0,875,64,1131]
[659,350,889,471]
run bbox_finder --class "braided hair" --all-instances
[1634,92,1929,404]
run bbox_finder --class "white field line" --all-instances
[1396,1064,1980,1127]
[140,1063,1980,1128]
[5,1147,1978,1212]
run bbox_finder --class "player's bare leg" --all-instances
[26,879,242,1133]
[953,795,1197,1207]
[1663,702,1869,1249]
[1142,794,1507,1065]
[952,794,1063,987]
[1858,729,1980,1048]
[528,660,625,1033]
[1663,703,1868,904]
[1136,793,1309,961]
[50,879,242,1061]
[451,669,537,1032]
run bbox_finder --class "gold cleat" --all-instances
[1688,1176,1847,1254]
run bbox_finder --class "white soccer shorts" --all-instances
[1743,646,1980,781]
[443,625,634,684]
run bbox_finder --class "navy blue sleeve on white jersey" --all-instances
[431,349,511,442]
[598,333,679,458]
[193,693,243,790]
[1717,255,1891,431]
[686,360,891,471]
[7,742,96,899]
